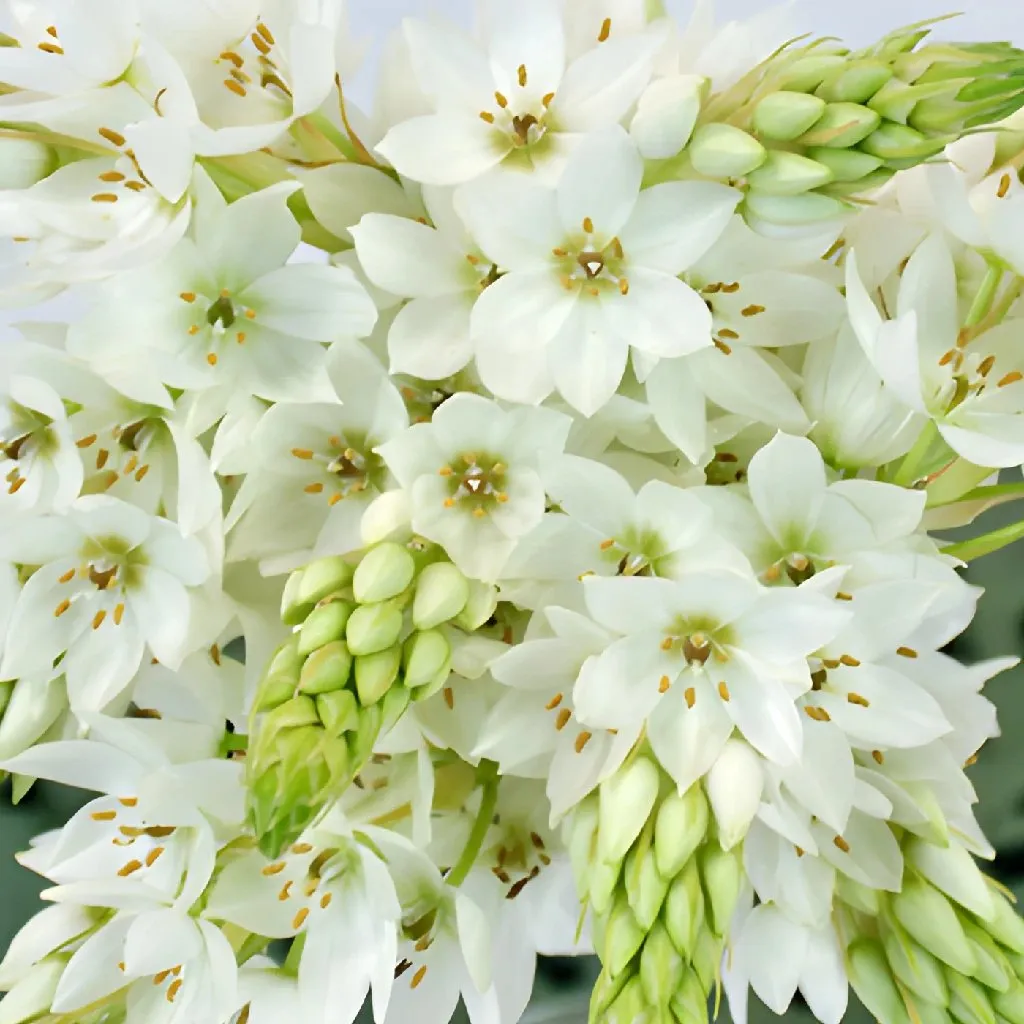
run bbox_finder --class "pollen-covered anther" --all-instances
[658,675,671,694]
[118,859,143,877]
[582,216,594,234]
[998,371,1023,388]
[896,646,918,658]
[846,692,870,707]
[262,861,287,876]
[545,693,563,710]
[166,979,183,1003]
[619,277,630,296]
[717,681,730,701]
[555,708,571,731]
[575,731,593,753]
[599,538,616,551]
[443,687,455,709]
[292,908,310,930]
[411,966,428,989]
[741,304,765,317]
[713,338,733,355]
[598,17,612,41]
[998,173,1012,198]
[54,598,71,618]
[517,64,528,87]
[839,654,861,667]
[684,686,696,708]
[833,835,851,853]
[224,78,247,97]
[872,750,885,764]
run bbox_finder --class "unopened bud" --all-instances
[688,124,768,178]
[298,600,354,656]
[906,838,995,922]
[946,969,996,1024]
[353,542,415,604]
[848,938,912,1024]
[298,641,353,695]
[700,843,743,936]
[263,695,320,732]
[412,561,470,629]
[590,968,631,1021]
[883,926,949,1007]
[799,102,881,148]
[402,629,452,688]
[589,858,623,918]
[630,74,704,159]
[962,918,1012,993]
[777,54,848,93]
[0,681,13,717]
[345,601,404,656]
[380,684,411,733]
[744,191,848,231]
[452,579,498,632]
[663,859,705,960]
[993,982,1024,1024]
[0,137,56,190]
[639,921,685,1007]
[752,92,827,141]
[568,796,600,899]
[691,928,723,995]
[669,965,710,1024]
[281,569,315,626]
[297,556,355,606]
[805,147,884,181]
[348,701,383,766]
[624,841,669,931]
[354,645,402,707]
[984,894,1024,954]
[254,675,297,712]
[598,757,660,867]
[603,895,645,978]
[816,60,894,104]
[893,876,976,975]
[654,785,708,878]
[746,151,835,195]
[607,975,646,1024]
[0,677,66,761]
[0,957,64,1024]
[860,123,946,165]
[315,688,359,735]
[360,490,412,546]
[705,739,763,851]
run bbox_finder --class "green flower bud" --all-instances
[403,629,452,688]
[253,675,297,712]
[663,860,705,960]
[297,555,355,606]
[262,695,321,732]
[743,191,849,228]
[818,170,897,200]
[315,688,359,735]
[947,970,996,1024]
[906,839,995,922]
[298,600,354,656]
[569,796,599,892]
[380,684,411,733]
[816,60,894,104]
[590,858,623,918]
[603,895,645,978]
[752,92,828,141]
[746,151,835,196]
[624,841,670,932]
[598,756,661,867]
[0,137,56,190]
[884,925,949,1007]
[859,123,946,166]
[590,967,632,1021]
[0,956,65,1024]
[700,843,742,936]
[983,896,1024,955]
[299,640,353,695]
[607,975,647,1024]
[452,579,498,632]
[0,677,66,761]
[691,928,723,996]
[353,542,416,604]
[281,569,315,626]
[993,983,1024,1024]
[962,919,1012,994]
[838,875,883,916]
[867,77,953,125]
[669,966,710,1024]
[688,124,768,178]
[805,147,885,181]
[777,54,848,93]
[848,938,913,1024]
[654,785,708,878]
[345,601,404,656]
[893,876,977,976]
[354,645,402,707]
[412,561,470,629]
[348,701,384,766]
[640,921,685,1007]
[798,102,881,148]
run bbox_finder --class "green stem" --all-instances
[964,263,1004,328]
[942,517,1024,562]
[954,482,1024,504]
[219,732,248,755]
[283,932,306,975]
[445,759,500,889]
[236,933,271,966]
[892,420,940,487]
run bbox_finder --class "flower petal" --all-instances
[721,655,803,766]
[388,296,475,380]
[548,300,629,416]
[746,432,826,550]
[645,356,708,463]
[604,269,713,357]
[556,127,642,238]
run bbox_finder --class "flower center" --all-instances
[439,453,508,517]
[478,66,555,150]
[1,403,58,495]
[291,433,381,507]
[555,221,629,297]
[936,342,1021,412]
[179,288,256,366]
[214,21,295,107]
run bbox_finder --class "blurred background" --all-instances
[2,0,1024,1021]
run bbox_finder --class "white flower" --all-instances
[706,738,764,851]
[224,340,408,572]
[574,569,849,788]
[350,188,495,380]
[694,432,927,581]
[377,393,571,581]
[0,496,209,713]
[375,0,662,185]
[455,126,740,413]
[847,234,1024,468]
[67,176,377,419]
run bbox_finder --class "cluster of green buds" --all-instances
[688,20,1024,228]
[569,755,742,1024]
[246,541,495,859]
[841,835,1024,1024]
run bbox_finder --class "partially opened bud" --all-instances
[298,640,353,695]
[297,555,355,606]
[412,561,470,629]
[630,74,705,159]
[452,579,498,631]
[598,757,660,866]
[654,784,708,878]
[946,970,996,1024]
[905,838,995,921]
[688,124,767,178]
[352,542,415,604]
[705,739,763,851]
[0,137,56,190]
[0,957,64,1024]
[0,677,66,761]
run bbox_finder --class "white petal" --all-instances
[739,905,807,1015]
[582,576,678,632]
[746,432,826,550]
[124,910,202,977]
[0,904,94,989]
[798,927,848,1024]
[389,296,475,380]
[351,215,469,298]
[604,269,713,357]
[539,453,635,538]
[645,357,708,463]
[300,163,417,243]
[548,300,629,416]
[485,0,565,95]
[471,269,577,350]
[50,918,132,1014]
[556,127,642,238]
[733,589,848,663]
[573,633,673,729]
[130,566,191,667]
[898,234,959,359]
[246,263,377,341]
[474,322,555,405]
[376,114,509,187]
[622,182,740,274]
[403,18,494,111]
[776,720,855,833]
[721,656,802,766]
[122,117,194,203]
[630,74,703,159]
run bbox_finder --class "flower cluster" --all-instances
[2,2,1024,1024]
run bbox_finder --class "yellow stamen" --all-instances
[120,797,138,807]
[542,92,555,107]
[718,328,740,340]
[91,193,119,203]
[145,846,164,867]
[123,454,138,476]
[494,91,508,108]
[598,17,612,41]
[305,483,324,494]
[847,692,870,707]
[262,861,287,876]
[99,171,125,183]
[224,79,247,97]
[291,448,314,460]
[320,892,333,909]
[328,493,343,506]
[257,21,276,44]
[998,371,1023,388]
[92,610,107,630]
[659,675,671,694]
[713,339,733,355]
[896,646,918,658]
[114,603,125,625]
[411,966,428,989]
[872,750,884,764]
[91,809,117,821]
[54,599,71,617]
[251,31,271,55]
[582,216,594,233]
[118,859,143,876]
[741,305,765,317]
[599,538,616,550]
[836,592,853,601]
[834,836,850,853]
[219,50,244,67]
[545,693,564,710]
[99,128,126,147]
[684,687,696,709]
[166,979,183,1003]
[619,278,629,296]
[58,568,77,584]
[236,331,246,344]
[124,181,146,192]
[517,64,527,87]
[717,681,730,701]
[154,969,171,984]
[555,708,571,731]
[839,654,861,667]
[479,111,495,124]
[575,731,593,753]
[38,41,64,54]
[443,687,455,709]
[721,282,741,293]
[134,465,149,482]
[998,173,1012,199]
[279,881,293,901]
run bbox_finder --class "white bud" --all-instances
[0,678,66,761]
[630,74,705,160]
[688,124,767,178]
[360,491,412,546]
[905,837,995,922]
[0,137,55,190]
[0,958,64,1024]
[705,739,763,852]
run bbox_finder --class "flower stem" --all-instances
[964,263,1004,328]
[892,420,941,487]
[446,759,500,889]
[942,516,1024,562]
[219,732,248,755]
